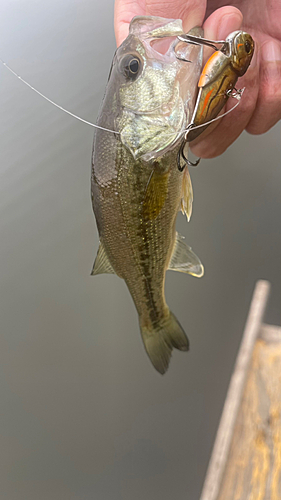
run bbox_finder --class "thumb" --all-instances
[203,6,243,41]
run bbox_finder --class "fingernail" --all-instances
[262,40,281,62]
[217,13,242,39]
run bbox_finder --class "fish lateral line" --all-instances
[0,57,120,135]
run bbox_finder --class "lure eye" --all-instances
[120,54,142,80]
[244,40,252,54]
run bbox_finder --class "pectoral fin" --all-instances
[142,169,169,221]
[91,241,115,275]
[168,232,204,277]
[180,165,193,221]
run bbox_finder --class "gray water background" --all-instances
[0,1,280,499]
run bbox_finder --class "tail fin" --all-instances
[140,311,189,375]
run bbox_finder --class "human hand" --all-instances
[114,0,281,158]
[194,0,281,157]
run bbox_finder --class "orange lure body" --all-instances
[187,30,254,142]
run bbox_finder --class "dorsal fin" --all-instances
[168,232,204,277]
[91,241,115,275]
[180,163,193,221]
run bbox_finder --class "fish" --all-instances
[186,30,255,142]
[91,16,205,374]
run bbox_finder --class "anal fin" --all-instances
[168,232,204,277]
[91,241,115,276]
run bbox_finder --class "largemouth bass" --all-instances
[91,16,205,374]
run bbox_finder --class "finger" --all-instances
[114,0,207,48]
[203,6,243,43]
[114,0,143,47]
[180,0,206,33]
[246,39,281,134]
[190,7,259,158]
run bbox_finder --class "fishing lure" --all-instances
[179,30,254,143]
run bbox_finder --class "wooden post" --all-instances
[200,280,281,500]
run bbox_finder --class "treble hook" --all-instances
[226,87,244,99]
[175,54,192,63]
[172,38,192,63]
[177,34,231,56]
[177,140,201,172]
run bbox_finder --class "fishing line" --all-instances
[0,57,120,135]
[183,88,245,138]
[1,57,244,140]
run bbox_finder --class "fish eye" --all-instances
[244,40,252,54]
[129,58,139,74]
[120,54,142,80]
